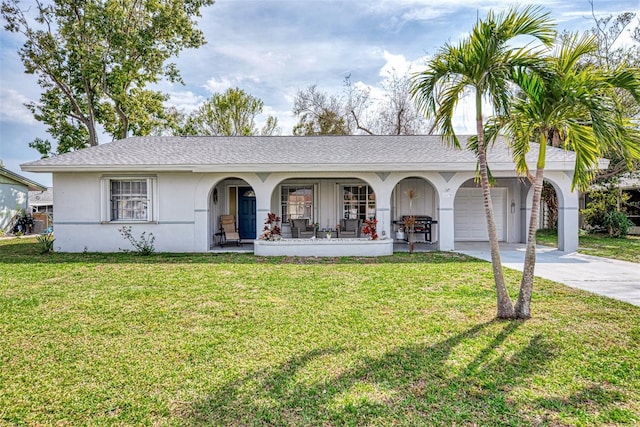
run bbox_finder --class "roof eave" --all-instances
[1,167,47,191]
[22,160,578,174]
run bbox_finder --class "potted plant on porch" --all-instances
[259,212,282,240]
[362,218,378,240]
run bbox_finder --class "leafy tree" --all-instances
[495,33,640,318]
[259,115,280,137]
[2,0,214,156]
[412,5,555,319]
[582,187,631,233]
[181,87,279,136]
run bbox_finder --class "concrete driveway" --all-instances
[455,242,640,307]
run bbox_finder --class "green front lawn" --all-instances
[536,229,640,263]
[2,237,639,426]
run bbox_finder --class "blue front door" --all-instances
[238,187,256,239]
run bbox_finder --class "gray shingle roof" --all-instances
[29,187,53,206]
[21,135,579,172]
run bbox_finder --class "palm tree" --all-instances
[412,6,555,319]
[496,33,640,318]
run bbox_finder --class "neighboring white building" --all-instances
[29,187,54,214]
[21,135,586,253]
[1,166,47,232]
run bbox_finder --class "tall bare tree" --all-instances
[293,72,429,136]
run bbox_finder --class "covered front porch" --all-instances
[199,169,578,256]
[206,174,441,252]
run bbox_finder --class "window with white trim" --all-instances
[343,185,376,220]
[280,185,313,223]
[101,177,156,222]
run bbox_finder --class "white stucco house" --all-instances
[21,135,583,254]
[1,166,47,232]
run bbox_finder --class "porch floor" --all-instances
[209,239,255,253]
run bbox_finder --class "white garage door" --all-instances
[455,188,507,241]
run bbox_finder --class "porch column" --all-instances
[435,172,470,251]
[193,176,216,252]
[374,184,393,240]
[527,172,579,253]
[253,179,279,240]
[520,182,532,243]
[194,208,209,251]
[558,189,579,252]
[437,192,455,251]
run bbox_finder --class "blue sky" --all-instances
[1,0,638,186]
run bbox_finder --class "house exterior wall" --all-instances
[50,168,578,253]
[53,172,199,252]
[0,179,28,231]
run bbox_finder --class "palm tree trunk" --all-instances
[475,110,514,319]
[515,167,544,319]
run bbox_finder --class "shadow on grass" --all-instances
[0,238,482,265]
[536,383,638,425]
[182,321,567,426]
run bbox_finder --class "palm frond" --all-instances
[554,32,597,74]
[606,66,640,104]
[495,5,556,46]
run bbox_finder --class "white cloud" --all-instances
[370,0,561,13]
[165,91,205,113]
[367,0,571,32]
[0,89,36,124]
[204,75,262,94]
[204,77,237,94]
[379,50,427,77]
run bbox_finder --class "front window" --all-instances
[110,179,148,221]
[281,185,313,223]
[343,185,375,220]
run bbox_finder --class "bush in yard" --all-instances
[119,226,155,255]
[603,211,633,238]
[581,187,629,232]
[36,233,55,254]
